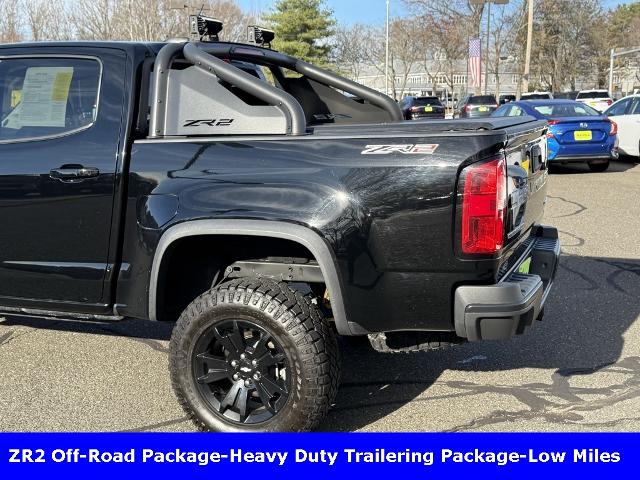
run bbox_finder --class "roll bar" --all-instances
[149,41,403,138]
[150,42,306,136]
[197,42,403,122]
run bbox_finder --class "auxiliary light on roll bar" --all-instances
[189,15,223,41]
[247,26,275,48]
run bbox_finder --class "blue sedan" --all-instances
[492,100,619,172]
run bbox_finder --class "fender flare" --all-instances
[148,219,352,335]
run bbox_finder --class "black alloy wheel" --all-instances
[192,319,289,425]
[169,278,340,432]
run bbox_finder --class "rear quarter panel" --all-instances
[118,131,537,333]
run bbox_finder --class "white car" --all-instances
[520,91,553,100]
[576,89,613,113]
[604,94,640,157]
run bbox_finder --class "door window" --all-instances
[605,98,631,117]
[0,57,101,142]
[629,98,640,115]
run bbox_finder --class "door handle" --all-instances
[50,165,100,182]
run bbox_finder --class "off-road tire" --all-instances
[588,161,609,172]
[169,278,340,432]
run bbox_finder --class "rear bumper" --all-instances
[548,136,619,162]
[410,113,445,119]
[551,153,616,163]
[454,225,560,341]
[459,112,493,118]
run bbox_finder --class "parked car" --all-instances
[492,100,618,171]
[455,94,499,117]
[0,31,559,433]
[520,91,553,100]
[604,94,640,157]
[400,96,445,119]
[576,89,613,112]
[499,94,516,104]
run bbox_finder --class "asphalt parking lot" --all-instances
[1,158,639,432]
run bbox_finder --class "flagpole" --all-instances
[385,0,390,97]
[484,0,491,94]
[465,35,469,97]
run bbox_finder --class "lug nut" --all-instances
[232,373,239,381]
[240,353,246,360]
[244,379,252,387]
[251,359,258,367]
[230,360,238,368]
[253,372,262,380]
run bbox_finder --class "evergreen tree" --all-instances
[264,0,336,66]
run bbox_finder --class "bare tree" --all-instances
[69,0,252,42]
[72,0,120,40]
[404,0,485,38]
[206,0,256,42]
[425,18,467,95]
[332,23,370,79]
[486,0,525,97]
[526,0,603,91]
[411,15,444,95]
[0,0,23,43]
[26,0,74,41]
[388,19,424,98]
[361,18,424,99]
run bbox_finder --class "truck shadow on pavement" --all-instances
[0,314,174,353]
[321,253,640,431]
[0,255,638,432]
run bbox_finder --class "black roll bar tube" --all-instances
[295,61,403,122]
[149,42,307,137]
[149,42,185,138]
[197,42,404,122]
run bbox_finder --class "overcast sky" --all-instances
[237,0,637,25]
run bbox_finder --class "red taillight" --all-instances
[606,99,613,106]
[465,105,472,112]
[410,106,420,112]
[608,119,618,136]
[547,119,560,126]
[460,156,507,254]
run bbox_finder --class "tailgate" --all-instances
[502,121,549,249]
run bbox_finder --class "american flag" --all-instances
[468,38,482,89]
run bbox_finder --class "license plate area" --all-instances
[424,106,433,112]
[574,130,592,141]
[478,106,488,112]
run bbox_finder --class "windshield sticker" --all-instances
[3,67,74,129]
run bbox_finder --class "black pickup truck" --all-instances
[0,36,559,432]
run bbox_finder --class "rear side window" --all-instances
[493,105,509,116]
[534,103,599,117]
[414,97,442,106]
[0,57,100,142]
[468,95,496,105]
[521,93,551,100]
[576,91,610,99]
